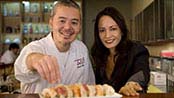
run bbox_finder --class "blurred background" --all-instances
[0,0,174,94]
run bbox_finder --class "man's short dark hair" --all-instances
[50,0,80,17]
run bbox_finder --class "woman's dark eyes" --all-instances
[99,28,117,33]
[99,29,105,33]
[110,28,117,31]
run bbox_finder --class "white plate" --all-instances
[40,93,122,98]
[75,93,122,98]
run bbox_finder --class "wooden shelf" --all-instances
[24,13,42,16]
[143,39,174,46]
[0,0,82,53]
[22,33,48,36]
[150,55,174,60]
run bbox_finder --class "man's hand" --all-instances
[119,81,142,96]
[26,53,61,83]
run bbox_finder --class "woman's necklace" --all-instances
[106,56,115,79]
[106,53,118,79]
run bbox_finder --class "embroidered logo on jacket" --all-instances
[74,57,84,68]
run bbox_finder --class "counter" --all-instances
[0,93,174,98]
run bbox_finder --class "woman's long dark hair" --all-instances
[91,7,131,68]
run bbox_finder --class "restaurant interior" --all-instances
[0,0,174,96]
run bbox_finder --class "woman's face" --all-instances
[98,15,122,50]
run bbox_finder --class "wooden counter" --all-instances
[0,93,174,98]
[124,93,174,98]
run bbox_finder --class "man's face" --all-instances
[49,5,81,45]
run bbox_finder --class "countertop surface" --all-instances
[1,93,174,98]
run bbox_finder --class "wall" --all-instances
[131,0,154,40]
[131,0,154,18]
[82,0,131,50]
[0,3,2,54]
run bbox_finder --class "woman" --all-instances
[91,7,150,96]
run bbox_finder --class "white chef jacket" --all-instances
[14,33,95,93]
[0,50,16,64]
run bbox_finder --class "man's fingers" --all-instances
[33,55,61,83]
[46,55,61,83]
[52,56,61,82]
[42,58,52,83]
[35,63,46,80]
[49,58,58,83]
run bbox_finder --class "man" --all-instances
[14,0,95,93]
[0,43,19,64]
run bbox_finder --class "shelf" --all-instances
[22,33,48,36]
[143,39,174,46]
[2,1,52,45]
[21,23,50,34]
[150,56,174,60]
[21,22,48,24]
[24,13,42,16]
[0,14,2,34]
[3,15,21,18]
[43,13,50,23]
[0,0,82,50]
[2,33,21,44]
[3,16,21,34]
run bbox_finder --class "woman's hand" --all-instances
[119,81,142,96]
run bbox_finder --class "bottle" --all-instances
[29,24,33,34]
[23,24,28,34]
[49,5,53,12]
[23,36,28,45]
[35,25,39,33]
[40,24,44,33]
[3,5,8,16]
[45,25,49,33]
[33,4,38,13]
[44,4,48,13]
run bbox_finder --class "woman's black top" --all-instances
[95,42,150,92]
